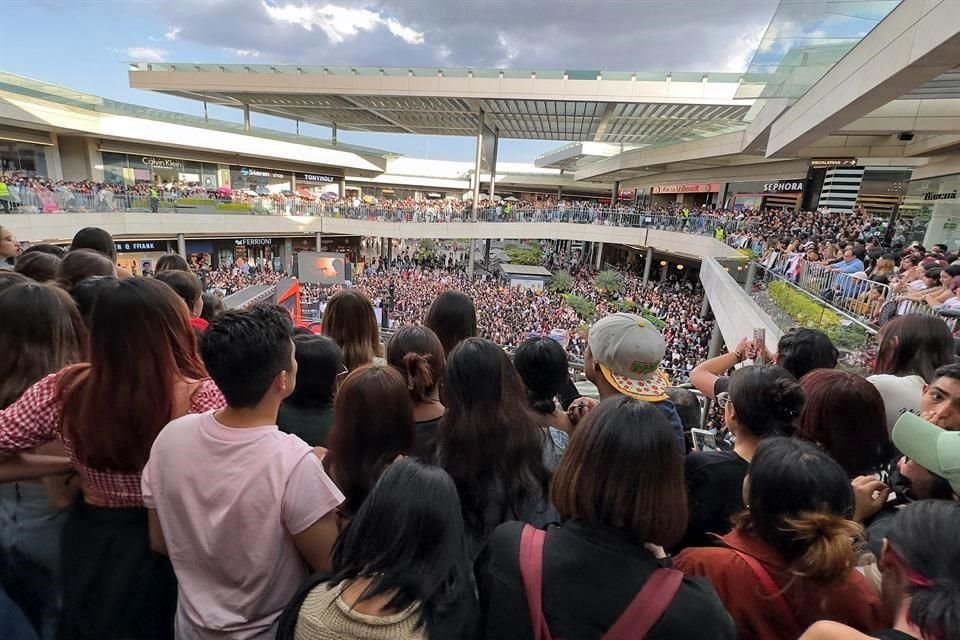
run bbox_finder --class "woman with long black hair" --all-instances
[278,458,475,639]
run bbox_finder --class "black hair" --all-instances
[20,243,66,259]
[741,438,858,582]
[946,264,960,278]
[70,227,117,262]
[776,328,838,379]
[933,363,960,382]
[320,459,472,637]
[665,387,701,432]
[69,276,118,326]
[513,336,570,415]
[728,365,805,438]
[285,334,342,409]
[154,270,202,310]
[885,501,960,640]
[424,290,477,355]
[0,271,30,294]
[200,292,224,323]
[155,254,191,273]
[924,267,942,281]
[933,243,949,253]
[200,304,294,408]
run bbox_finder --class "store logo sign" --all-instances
[763,181,805,193]
[810,158,857,168]
[234,238,274,246]
[923,191,958,201]
[651,182,721,194]
[115,241,161,252]
[142,156,184,169]
[298,173,336,183]
[239,167,286,179]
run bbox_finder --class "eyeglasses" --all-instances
[716,392,731,409]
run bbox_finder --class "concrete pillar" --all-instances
[332,123,338,146]
[176,233,186,258]
[85,138,104,182]
[700,295,711,319]
[642,247,653,285]
[468,239,476,279]
[471,109,484,222]
[557,185,562,200]
[744,261,757,293]
[660,260,669,282]
[611,180,621,206]
[708,322,724,359]
[281,238,293,275]
[488,127,499,202]
[338,179,346,199]
[315,232,322,253]
[45,133,64,181]
[595,241,604,269]
[484,238,491,266]
[243,104,251,132]
[386,237,393,265]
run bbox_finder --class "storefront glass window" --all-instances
[0,142,48,176]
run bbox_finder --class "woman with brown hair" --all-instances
[55,248,117,291]
[675,438,885,640]
[323,364,415,521]
[0,283,85,637]
[386,325,446,458]
[321,289,383,371]
[424,290,477,356]
[867,314,955,431]
[476,396,735,639]
[797,369,892,478]
[0,277,226,640]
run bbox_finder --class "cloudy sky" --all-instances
[2,0,782,161]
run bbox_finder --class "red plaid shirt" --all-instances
[0,371,225,507]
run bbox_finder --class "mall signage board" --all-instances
[115,240,164,253]
[234,238,275,247]
[763,180,805,193]
[296,172,337,183]
[923,190,958,201]
[810,158,858,168]
[651,182,721,194]
[237,166,287,180]
[140,156,185,169]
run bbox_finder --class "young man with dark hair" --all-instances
[142,304,343,640]
[919,363,960,431]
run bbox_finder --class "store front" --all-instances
[724,179,807,212]
[213,237,283,271]
[230,166,292,194]
[114,239,173,276]
[101,153,221,187]
[0,140,49,175]
[902,174,960,249]
[650,183,721,207]
[294,172,340,195]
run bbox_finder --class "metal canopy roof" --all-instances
[128,64,753,144]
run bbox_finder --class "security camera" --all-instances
[897,132,914,141]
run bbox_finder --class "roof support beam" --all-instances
[338,95,417,134]
[592,103,617,142]
[766,0,960,157]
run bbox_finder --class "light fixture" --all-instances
[676,264,684,270]
[660,260,668,266]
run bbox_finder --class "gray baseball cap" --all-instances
[587,313,669,401]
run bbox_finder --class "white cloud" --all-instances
[724,24,767,72]
[262,2,424,45]
[225,48,261,58]
[117,46,168,62]
[165,27,181,41]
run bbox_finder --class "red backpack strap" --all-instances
[517,525,552,640]
[603,568,684,640]
[729,549,803,634]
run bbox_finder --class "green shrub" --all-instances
[175,197,218,205]
[594,270,624,296]
[215,203,253,212]
[505,246,542,265]
[639,308,667,331]
[766,280,867,349]
[561,294,597,321]
[548,270,573,293]
[737,248,759,261]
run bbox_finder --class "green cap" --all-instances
[892,412,960,495]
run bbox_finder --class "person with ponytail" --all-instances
[386,325,447,458]
[675,438,884,640]
[677,364,805,549]
[514,336,575,435]
[800,500,960,640]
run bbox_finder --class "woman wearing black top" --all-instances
[386,325,446,458]
[677,364,805,550]
[476,397,735,640]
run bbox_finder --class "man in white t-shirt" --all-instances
[142,304,343,640]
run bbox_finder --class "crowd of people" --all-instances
[3,220,959,640]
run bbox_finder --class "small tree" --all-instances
[594,269,624,296]
[416,238,437,261]
[562,294,597,321]
[548,270,573,293]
